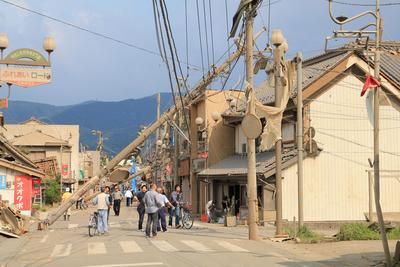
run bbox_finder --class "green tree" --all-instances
[43,176,61,205]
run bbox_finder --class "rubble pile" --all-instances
[0,201,28,237]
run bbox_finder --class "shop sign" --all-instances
[14,176,32,211]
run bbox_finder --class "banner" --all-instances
[32,178,41,196]
[62,164,69,177]
[14,176,32,211]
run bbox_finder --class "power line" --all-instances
[328,0,400,6]
[202,0,211,68]
[208,0,216,65]
[196,0,206,76]
[0,0,202,70]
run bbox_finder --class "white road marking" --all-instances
[109,222,121,228]
[50,229,55,232]
[151,240,178,252]
[68,224,79,229]
[215,240,249,252]
[80,263,164,267]
[40,234,49,243]
[119,241,143,253]
[51,244,72,257]
[181,240,213,252]
[88,242,107,255]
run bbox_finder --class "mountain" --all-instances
[2,93,173,155]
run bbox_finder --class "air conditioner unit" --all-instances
[193,158,206,173]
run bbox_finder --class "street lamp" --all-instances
[271,29,284,47]
[0,33,9,59]
[43,36,56,61]
[195,117,204,126]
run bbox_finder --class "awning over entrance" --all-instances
[198,149,298,177]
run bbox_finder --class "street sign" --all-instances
[0,67,51,87]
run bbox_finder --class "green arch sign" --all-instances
[5,48,47,62]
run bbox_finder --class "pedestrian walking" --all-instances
[92,186,111,235]
[170,185,183,228]
[62,188,72,221]
[144,183,163,238]
[157,187,171,232]
[134,184,147,231]
[112,187,123,216]
[106,186,112,222]
[125,188,133,206]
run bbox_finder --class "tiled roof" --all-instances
[198,149,297,177]
[226,41,400,114]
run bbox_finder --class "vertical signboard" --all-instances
[14,176,32,211]
[32,178,41,196]
[0,175,6,189]
[62,164,69,177]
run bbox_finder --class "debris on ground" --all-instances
[0,201,28,237]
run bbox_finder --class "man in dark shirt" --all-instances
[134,184,148,231]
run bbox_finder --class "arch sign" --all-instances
[0,48,52,88]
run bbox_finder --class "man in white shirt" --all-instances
[92,186,111,235]
[157,187,171,232]
[125,188,133,206]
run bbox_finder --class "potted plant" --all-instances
[224,196,236,227]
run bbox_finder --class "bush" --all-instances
[284,225,322,243]
[43,177,61,205]
[388,227,400,240]
[337,223,380,241]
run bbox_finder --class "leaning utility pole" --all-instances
[372,2,391,266]
[296,52,304,227]
[245,4,258,241]
[273,34,284,237]
[44,48,243,226]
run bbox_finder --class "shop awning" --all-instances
[198,149,298,178]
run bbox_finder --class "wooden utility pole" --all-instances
[245,4,258,241]
[373,1,391,266]
[296,52,304,227]
[44,48,243,226]
[274,42,284,236]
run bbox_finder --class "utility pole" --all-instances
[156,93,161,182]
[173,112,180,187]
[271,29,286,237]
[296,52,304,227]
[373,1,391,266]
[245,4,258,241]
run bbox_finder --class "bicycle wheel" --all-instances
[182,212,194,229]
[88,215,97,237]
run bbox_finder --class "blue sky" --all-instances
[0,0,399,105]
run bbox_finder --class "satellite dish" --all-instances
[241,114,262,139]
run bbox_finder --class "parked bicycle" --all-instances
[180,202,194,229]
[88,211,98,237]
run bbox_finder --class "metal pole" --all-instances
[296,52,304,228]
[274,45,283,236]
[59,145,63,195]
[245,5,258,241]
[373,1,391,266]
[368,171,373,222]
[174,112,180,186]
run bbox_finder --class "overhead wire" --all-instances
[208,0,216,65]
[327,0,400,6]
[0,0,202,69]
[224,0,231,70]
[202,0,211,68]
[195,0,206,76]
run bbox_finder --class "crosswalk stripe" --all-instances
[110,222,121,228]
[40,234,48,243]
[51,244,72,257]
[88,242,107,255]
[68,224,79,229]
[119,241,143,253]
[215,240,249,252]
[181,240,213,252]
[151,240,178,252]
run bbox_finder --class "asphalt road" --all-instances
[0,205,327,267]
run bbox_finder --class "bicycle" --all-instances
[180,202,194,229]
[88,211,98,237]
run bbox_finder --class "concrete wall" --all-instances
[282,74,400,221]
